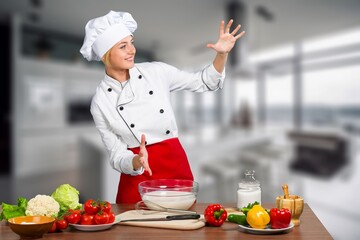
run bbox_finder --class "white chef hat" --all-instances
[80,11,137,61]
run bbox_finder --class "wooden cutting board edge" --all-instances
[116,210,206,230]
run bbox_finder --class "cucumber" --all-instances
[227,214,248,225]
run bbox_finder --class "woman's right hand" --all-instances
[133,134,152,176]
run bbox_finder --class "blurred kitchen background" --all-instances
[0,0,359,238]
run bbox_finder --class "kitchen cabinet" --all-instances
[8,56,105,204]
[13,131,103,202]
[20,133,81,175]
[15,58,103,130]
[17,134,69,177]
[63,66,103,102]
[15,59,66,130]
[5,16,107,204]
[12,57,104,196]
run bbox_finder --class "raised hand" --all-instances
[207,19,245,54]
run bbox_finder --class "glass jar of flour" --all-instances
[237,170,261,210]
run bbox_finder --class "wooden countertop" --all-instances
[0,203,333,240]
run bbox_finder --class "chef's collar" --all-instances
[129,66,141,80]
[103,74,126,93]
[103,66,140,89]
[103,67,141,106]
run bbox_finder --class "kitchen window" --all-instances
[303,65,360,134]
[251,26,360,134]
[264,74,294,129]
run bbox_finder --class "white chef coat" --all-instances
[90,61,225,176]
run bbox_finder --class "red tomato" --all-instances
[64,210,81,224]
[71,209,82,215]
[84,199,100,214]
[107,212,115,224]
[80,213,95,225]
[94,212,109,225]
[56,219,68,231]
[48,221,57,233]
[100,201,111,213]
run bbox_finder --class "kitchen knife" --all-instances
[120,214,201,222]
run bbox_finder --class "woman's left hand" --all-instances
[207,19,245,54]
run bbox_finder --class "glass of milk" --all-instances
[237,170,261,210]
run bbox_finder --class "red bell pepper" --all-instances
[204,204,227,227]
[269,208,291,229]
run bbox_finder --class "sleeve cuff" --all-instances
[202,64,226,90]
[132,167,145,176]
[120,154,145,176]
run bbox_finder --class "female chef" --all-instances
[80,11,245,204]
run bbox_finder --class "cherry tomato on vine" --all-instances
[108,212,116,224]
[80,213,95,225]
[94,212,109,224]
[64,210,81,224]
[100,201,112,213]
[56,219,68,231]
[84,199,100,214]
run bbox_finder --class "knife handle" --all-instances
[166,214,201,220]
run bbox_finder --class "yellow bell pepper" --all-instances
[246,205,270,229]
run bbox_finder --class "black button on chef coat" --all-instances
[138,75,142,79]
[149,90,153,95]
[160,109,164,113]
[130,124,135,128]
[166,130,170,134]
[108,88,112,92]
[119,106,124,111]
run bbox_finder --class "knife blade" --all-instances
[120,214,201,222]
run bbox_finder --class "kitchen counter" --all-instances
[0,203,332,239]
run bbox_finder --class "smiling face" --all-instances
[103,35,136,77]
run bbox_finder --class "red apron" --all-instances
[116,137,194,204]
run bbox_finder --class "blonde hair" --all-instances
[102,49,111,66]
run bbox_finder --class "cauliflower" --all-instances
[25,194,60,217]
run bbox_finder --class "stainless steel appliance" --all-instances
[288,131,348,178]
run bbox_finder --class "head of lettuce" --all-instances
[51,184,82,214]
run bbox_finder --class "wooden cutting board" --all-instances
[225,207,244,215]
[117,210,205,230]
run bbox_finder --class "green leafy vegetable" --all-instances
[240,201,260,216]
[240,201,270,216]
[51,184,82,215]
[0,197,28,221]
